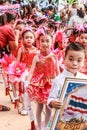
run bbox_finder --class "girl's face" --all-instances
[23,31,35,48]
[15,24,26,39]
[64,50,85,76]
[15,24,26,33]
[79,33,87,47]
[39,34,52,55]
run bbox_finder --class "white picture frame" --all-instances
[48,78,87,130]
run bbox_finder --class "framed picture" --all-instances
[48,78,87,130]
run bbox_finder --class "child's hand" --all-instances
[15,29,20,37]
[49,99,63,109]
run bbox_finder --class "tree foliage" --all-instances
[62,0,78,5]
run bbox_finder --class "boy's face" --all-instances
[64,50,85,76]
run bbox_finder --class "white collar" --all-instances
[63,69,78,77]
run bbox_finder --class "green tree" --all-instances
[62,0,78,5]
[26,0,30,3]
[55,0,59,3]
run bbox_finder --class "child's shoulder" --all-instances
[53,72,65,82]
[17,46,24,52]
[77,72,87,79]
[49,52,58,59]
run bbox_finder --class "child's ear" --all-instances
[84,58,86,65]
[81,58,86,68]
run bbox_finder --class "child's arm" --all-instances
[55,55,60,76]
[26,55,39,82]
[47,77,62,109]
[16,47,23,62]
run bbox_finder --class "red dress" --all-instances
[20,46,38,69]
[8,46,38,83]
[28,52,58,104]
[11,46,39,95]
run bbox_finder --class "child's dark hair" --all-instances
[30,1,36,9]
[0,13,7,25]
[77,8,85,18]
[5,12,16,23]
[65,42,86,57]
[48,22,55,31]
[0,12,16,25]
[23,4,32,17]
[16,20,26,26]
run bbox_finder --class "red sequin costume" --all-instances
[20,46,38,69]
[9,46,39,95]
[28,52,58,104]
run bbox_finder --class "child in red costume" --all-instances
[17,27,39,130]
[26,28,60,130]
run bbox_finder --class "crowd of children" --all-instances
[0,0,87,130]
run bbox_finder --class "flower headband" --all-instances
[21,27,34,37]
[76,23,87,33]
[55,30,68,43]
[36,27,50,39]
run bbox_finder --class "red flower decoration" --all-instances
[7,62,26,77]
[56,32,63,42]
[55,30,68,43]
[0,54,15,69]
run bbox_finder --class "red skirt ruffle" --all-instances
[27,82,51,104]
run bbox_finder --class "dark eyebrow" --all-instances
[78,57,83,60]
[69,56,73,58]
[69,55,83,59]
